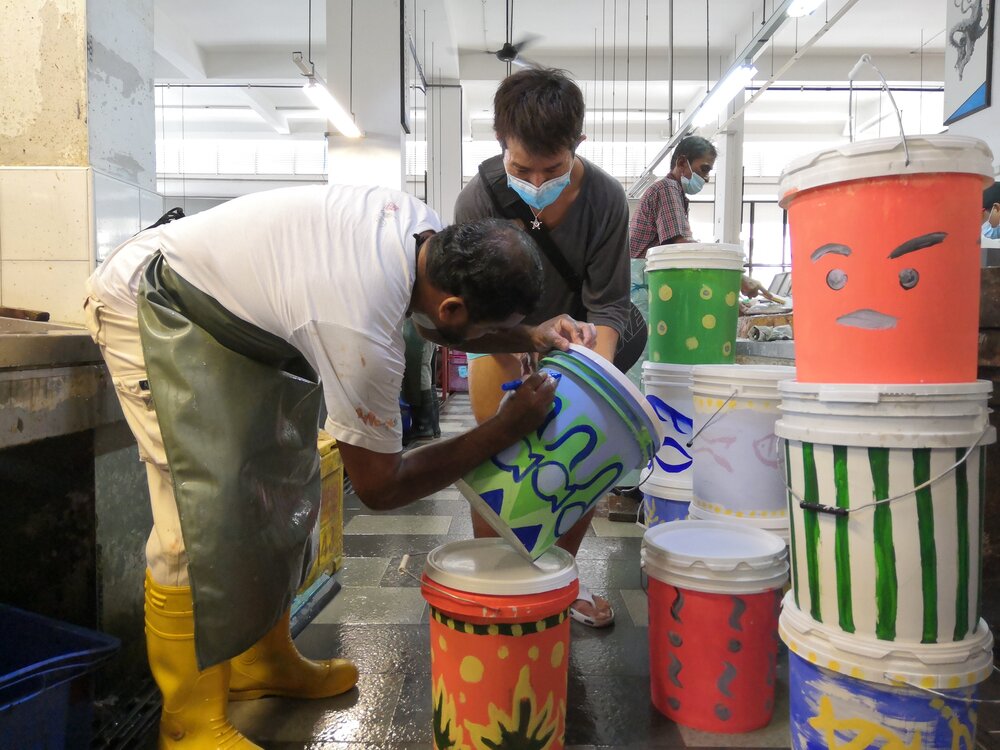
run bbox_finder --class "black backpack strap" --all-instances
[477,157,584,294]
[143,207,186,232]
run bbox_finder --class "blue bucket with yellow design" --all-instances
[780,594,994,750]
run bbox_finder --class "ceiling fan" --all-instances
[484,0,542,73]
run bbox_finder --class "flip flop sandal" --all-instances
[569,583,615,628]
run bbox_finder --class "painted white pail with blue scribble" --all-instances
[776,379,995,644]
[780,592,994,749]
[642,362,695,486]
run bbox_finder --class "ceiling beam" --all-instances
[153,5,207,80]
[240,87,290,135]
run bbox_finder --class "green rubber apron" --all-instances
[137,253,323,668]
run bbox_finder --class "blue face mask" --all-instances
[505,158,574,211]
[680,171,705,195]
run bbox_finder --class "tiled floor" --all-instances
[197,391,1000,749]
[224,392,794,750]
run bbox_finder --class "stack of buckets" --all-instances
[775,135,997,746]
[642,243,793,733]
[641,243,746,526]
[433,345,663,749]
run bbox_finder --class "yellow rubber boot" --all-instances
[229,609,358,701]
[144,571,261,749]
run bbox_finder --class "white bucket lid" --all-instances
[688,500,789,543]
[776,380,996,449]
[691,364,796,400]
[642,520,788,594]
[642,472,693,502]
[642,361,694,387]
[646,243,745,272]
[424,538,577,596]
[567,344,665,445]
[779,593,995,689]
[778,135,995,208]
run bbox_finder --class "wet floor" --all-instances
[151,391,1000,749]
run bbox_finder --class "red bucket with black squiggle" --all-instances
[643,521,787,733]
[420,538,578,750]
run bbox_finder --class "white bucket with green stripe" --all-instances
[775,380,996,644]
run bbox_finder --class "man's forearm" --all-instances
[594,325,619,361]
[376,418,516,508]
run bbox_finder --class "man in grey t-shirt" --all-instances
[452,68,630,628]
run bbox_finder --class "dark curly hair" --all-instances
[670,135,717,169]
[424,218,545,323]
[493,68,585,156]
[984,183,1000,211]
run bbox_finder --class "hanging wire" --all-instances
[643,0,648,147]
[612,0,618,149]
[601,0,608,144]
[705,0,710,93]
[180,86,187,213]
[626,0,631,183]
[590,26,597,138]
[307,0,313,65]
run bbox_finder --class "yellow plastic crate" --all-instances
[299,431,344,592]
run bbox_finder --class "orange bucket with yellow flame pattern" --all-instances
[421,538,578,750]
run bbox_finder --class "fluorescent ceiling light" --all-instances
[693,64,757,127]
[787,0,825,17]
[303,75,362,138]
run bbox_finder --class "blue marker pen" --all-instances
[500,371,561,391]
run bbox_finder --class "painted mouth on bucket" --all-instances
[836,309,897,330]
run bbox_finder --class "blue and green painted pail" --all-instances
[458,345,662,560]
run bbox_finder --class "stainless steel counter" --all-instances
[0,317,102,369]
[1,318,117,448]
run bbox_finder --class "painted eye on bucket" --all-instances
[899,268,919,290]
[826,269,847,291]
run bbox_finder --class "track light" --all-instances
[303,75,362,138]
[293,51,362,138]
[692,64,757,127]
[786,0,825,17]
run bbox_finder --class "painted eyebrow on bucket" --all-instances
[809,243,852,261]
[888,231,948,259]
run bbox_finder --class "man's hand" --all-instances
[529,315,598,353]
[492,370,560,439]
[742,275,782,303]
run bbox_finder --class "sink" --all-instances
[0,317,102,369]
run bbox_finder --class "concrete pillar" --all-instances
[325,0,405,190]
[425,83,462,225]
[0,0,160,323]
[712,96,745,246]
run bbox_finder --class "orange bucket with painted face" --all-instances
[421,538,579,750]
[778,135,995,384]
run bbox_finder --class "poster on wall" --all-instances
[944,0,995,124]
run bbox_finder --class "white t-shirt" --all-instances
[88,184,441,453]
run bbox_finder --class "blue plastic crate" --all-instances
[0,605,120,749]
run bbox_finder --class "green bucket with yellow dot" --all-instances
[645,243,744,364]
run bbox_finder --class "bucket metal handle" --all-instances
[785,424,992,517]
[887,665,1000,704]
[685,390,738,448]
[848,53,910,167]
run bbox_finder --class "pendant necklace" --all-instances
[529,206,544,230]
